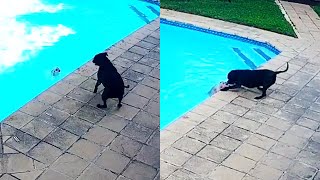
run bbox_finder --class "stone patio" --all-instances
[0,18,159,180]
[161,1,320,180]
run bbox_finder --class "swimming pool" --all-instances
[0,0,159,122]
[160,19,280,130]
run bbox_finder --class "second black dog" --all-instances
[221,62,289,99]
[92,52,129,108]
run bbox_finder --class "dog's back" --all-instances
[228,69,276,88]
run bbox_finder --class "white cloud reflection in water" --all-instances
[0,0,75,72]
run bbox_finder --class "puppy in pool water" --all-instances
[92,52,129,109]
[219,62,289,99]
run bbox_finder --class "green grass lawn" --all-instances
[313,5,320,16]
[161,0,296,37]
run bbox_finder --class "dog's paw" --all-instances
[97,104,107,108]
[254,96,265,100]
[220,88,228,91]
[117,104,122,108]
[93,90,97,93]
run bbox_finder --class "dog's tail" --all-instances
[275,62,289,74]
[124,85,130,88]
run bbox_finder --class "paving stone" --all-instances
[138,56,159,68]
[286,125,314,139]
[39,107,70,126]
[21,118,55,139]
[222,153,256,173]
[249,163,283,180]
[187,126,218,144]
[273,109,301,122]
[135,145,159,168]
[278,132,309,148]
[260,152,293,171]
[51,153,89,178]
[160,161,178,179]
[60,116,92,136]
[129,46,150,56]
[5,130,40,153]
[265,117,292,131]
[96,149,130,174]
[122,93,149,109]
[77,164,117,180]
[0,174,19,180]
[83,126,117,146]
[311,131,320,143]
[302,109,320,122]
[145,50,159,60]
[198,118,229,132]
[222,125,251,141]
[231,97,257,108]
[269,91,292,102]
[97,114,129,133]
[192,104,219,118]
[243,110,270,123]
[75,63,98,77]
[4,111,34,129]
[136,40,157,50]
[295,86,320,102]
[236,143,267,161]
[278,173,301,180]
[74,104,105,123]
[37,169,72,180]
[144,100,159,116]
[211,110,240,124]
[181,111,207,125]
[20,100,49,116]
[197,145,231,163]
[63,73,88,86]
[28,142,63,164]
[172,136,206,154]
[68,139,102,161]
[233,117,261,132]
[256,124,284,140]
[252,103,279,115]
[113,104,140,120]
[110,135,143,158]
[149,68,159,79]
[121,122,153,143]
[288,161,317,179]
[271,142,300,159]
[144,36,159,45]
[132,84,158,99]
[183,156,218,176]
[113,56,135,68]
[147,129,160,149]
[117,175,131,180]
[208,166,245,180]
[37,90,62,105]
[304,140,320,154]
[48,81,77,95]
[141,76,159,90]
[122,69,145,82]
[130,63,153,75]
[44,127,79,150]
[12,170,44,180]
[261,97,286,109]
[67,87,94,103]
[210,134,242,151]
[53,97,84,114]
[0,154,35,174]
[121,51,143,62]
[79,78,104,93]
[166,168,202,180]
[160,147,192,166]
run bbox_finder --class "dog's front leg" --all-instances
[93,80,101,93]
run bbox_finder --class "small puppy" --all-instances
[92,52,129,108]
[221,62,289,99]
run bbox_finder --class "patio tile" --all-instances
[222,153,256,173]
[20,100,49,117]
[147,129,160,149]
[265,117,292,131]
[132,84,158,99]
[21,118,55,139]
[243,110,270,123]
[4,111,34,129]
[68,139,102,161]
[5,130,40,153]
[172,136,206,154]
[109,135,143,158]
[211,110,240,124]
[0,174,20,180]
[122,161,158,180]
[48,81,76,95]
[302,109,320,122]
[296,150,320,169]
[143,100,159,116]
[282,103,307,116]
[113,104,140,120]
[135,145,160,168]
[136,40,157,50]
[304,140,320,154]
[208,166,245,180]
[37,169,72,180]
[53,97,84,114]
[79,78,104,93]
[121,51,143,62]
[122,122,154,143]
[249,163,283,180]
[160,147,192,166]
[0,153,36,174]
[39,107,70,126]
[235,143,267,161]
[222,103,249,116]
[63,73,88,86]
[233,117,261,132]
[113,56,135,68]
[83,126,117,146]
[149,68,159,79]
[186,126,218,144]
[95,149,130,174]
[51,153,89,178]
[141,76,159,90]
[210,134,242,151]
[132,110,159,130]
[37,90,62,105]
[260,152,293,171]
[97,114,129,133]
[12,170,44,180]
[256,124,284,140]
[67,87,95,103]
[287,161,317,179]
[75,63,98,77]
[271,142,300,159]
[197,145,231,163]
[138,56,159,68]
[122,93,149,109]
[129,46,150,56]
[77,164,117,180]
[74,104,106,123]
[28,142,63,164]
[222,125,251,141]
[278,132,308,148]
[130,63,153,74]
[273,109,301,122]
[60,116,93,136]
[160,161,178,179]
[44,127,79,150]
[286,125,314,139]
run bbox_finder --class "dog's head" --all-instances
[226,70,237,84]
[92,52,109,67]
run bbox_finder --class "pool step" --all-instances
[254,48,271,61]
[233,48,257,69]
[129,5,150,23]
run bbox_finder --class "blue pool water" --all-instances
[0,0,159,121]
[160,19,280,130]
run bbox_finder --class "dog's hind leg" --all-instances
[97,89,109,108]
[254,84,272,99]
[93,80,101,93]
[117,96,123,108]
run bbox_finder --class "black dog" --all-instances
[221,62,289,99]
[92,52,129,108]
